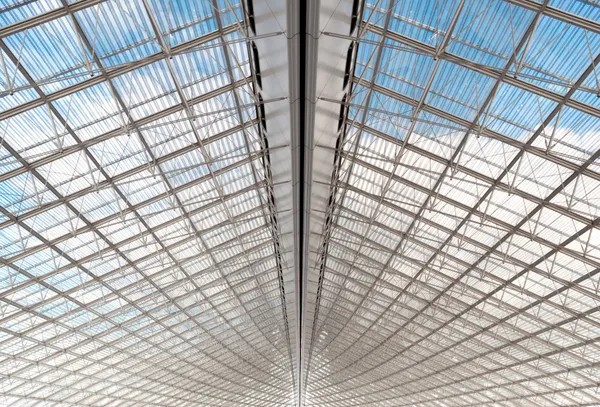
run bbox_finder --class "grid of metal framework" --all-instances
[0,1,295,406]
[305,0,600,406]
[3,0,600,407]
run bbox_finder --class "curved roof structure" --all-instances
[1,0,600,406]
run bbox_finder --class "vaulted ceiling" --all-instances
[1,1,600,406]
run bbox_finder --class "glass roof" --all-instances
[0,1,295,406]
[304,0,600,406]
[2,0,600,407]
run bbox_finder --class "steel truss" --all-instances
[305,0,600,406]
[0,1,294,406]
[3,0,600,406]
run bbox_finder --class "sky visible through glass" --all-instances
[0,1,295,406]
[2,0,600,407]
[303,1,600,406]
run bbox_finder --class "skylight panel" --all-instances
[0,1,294,406]
[306,1,600,405]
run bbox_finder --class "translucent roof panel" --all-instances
[0,1,295,406]
[4,0,600,406]
[304,1,600,406]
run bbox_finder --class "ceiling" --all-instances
[1,0,600,406]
